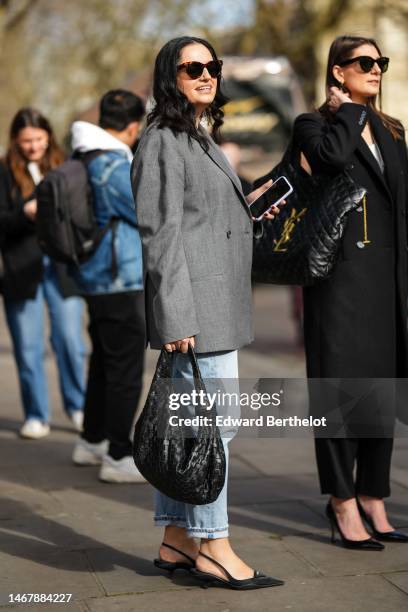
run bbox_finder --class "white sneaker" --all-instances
[20,419,50,439]
[70,410,84,432]
[99,455,146,484]
[72,438,109,466]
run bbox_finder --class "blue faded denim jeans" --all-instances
[4,257,86,423]
[154,349,238,539]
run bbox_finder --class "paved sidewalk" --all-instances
[0,287,407,611]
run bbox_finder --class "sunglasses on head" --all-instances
[177,59,223,79]
[339,55,389,73]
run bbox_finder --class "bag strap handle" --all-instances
[187,345,222,421]
[157,344,201,384]
[158,344,220,422]
[187,343,203,384]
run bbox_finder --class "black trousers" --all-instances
[315,437,393,499]
[82,291,146,460]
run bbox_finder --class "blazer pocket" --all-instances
[183,229,225,281]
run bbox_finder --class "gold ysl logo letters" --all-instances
[273,208,307,252]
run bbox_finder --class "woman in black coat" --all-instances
[0,108,85,439]
[293,35,408,548]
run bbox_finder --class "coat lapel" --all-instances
[199,134,252,218]
[355,108,401,206]
[369,108,401,204]
[357,109,399,202]
[355,136,392,202]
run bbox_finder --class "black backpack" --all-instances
[36,150,116,267]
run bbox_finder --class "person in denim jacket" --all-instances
[71,142,143,295]
[71,90,146,483]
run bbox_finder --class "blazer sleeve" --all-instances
[293,103,368,173]
[0,163,34,240]
[131,128,200,344]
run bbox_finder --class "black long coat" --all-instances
[0,161,78,300]
[293,103,408,379]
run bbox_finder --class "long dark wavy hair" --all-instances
[319,35,402,140]
[5,107,64,198]
[147,36,228,148]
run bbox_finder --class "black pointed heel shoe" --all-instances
[357,500,408,543]
[325,502,384,550]
[190,551,284,590]
[153,542,196,572]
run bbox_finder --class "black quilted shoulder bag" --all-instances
[252,142,366,286]
[133,345,226,505]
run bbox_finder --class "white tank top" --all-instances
[368,142,385,174]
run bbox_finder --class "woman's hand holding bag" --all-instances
[133,344,226,505]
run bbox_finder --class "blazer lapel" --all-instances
[200,134,252,218]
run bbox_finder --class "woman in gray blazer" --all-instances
[131,36,283,590]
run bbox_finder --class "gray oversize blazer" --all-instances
[131,122,254,353]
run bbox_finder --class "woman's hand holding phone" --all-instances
[246,180,273,206]
[246,180,285,220]
[246,178,290,221]
[263,202,286,220]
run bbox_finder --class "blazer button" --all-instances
[356,241,365,249]
[226,230,231,239]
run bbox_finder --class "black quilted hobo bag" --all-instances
[252,143,366,286]
[133,345,226,505]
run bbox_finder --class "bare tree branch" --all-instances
[2,0,40,31]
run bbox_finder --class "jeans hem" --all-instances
[186,527,229,539]
[154,517,187,528]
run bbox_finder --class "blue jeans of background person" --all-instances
[4,257,85,423]
[154,349,238,539]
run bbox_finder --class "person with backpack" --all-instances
[0,108,86,439]
[70,90,147,483]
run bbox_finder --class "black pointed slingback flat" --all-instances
[190,551,284,590]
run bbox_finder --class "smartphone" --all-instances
[249,176,294,221]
